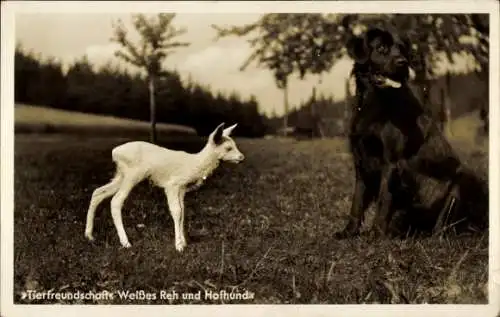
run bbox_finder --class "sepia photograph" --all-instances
[1,1,499,317]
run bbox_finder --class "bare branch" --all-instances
[163,41,191,49]
[211,23,259,41]
[164,26,188,42]
[239,48,265,71]
[114,51,144,68]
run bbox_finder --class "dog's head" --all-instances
[347,27,412,89]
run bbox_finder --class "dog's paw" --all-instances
[366,227,391,240]
[334,229,359,239]
[366,229,381,240]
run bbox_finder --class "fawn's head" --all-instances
[207,123,245,163]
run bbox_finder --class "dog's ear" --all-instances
[365,27,390,45]
[401,34,411,53]
[347,27,389,63]
[400,33,414,64]
[346,35,369,64]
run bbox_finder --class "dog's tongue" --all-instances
[374,75,402,88]
[383,77,402,88]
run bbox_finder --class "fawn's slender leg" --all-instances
[110,174,141,248]
[85,173,122,241]
[178,188,187,248]
[165,185,187,252]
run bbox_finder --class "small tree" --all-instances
[213,14,341,137]
[111,13,190,143]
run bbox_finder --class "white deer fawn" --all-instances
[84,123,245,252]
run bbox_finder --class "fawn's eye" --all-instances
[225,146,232,152]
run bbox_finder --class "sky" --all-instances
[15,12,480,117]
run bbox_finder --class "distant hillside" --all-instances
[15,104,197,137]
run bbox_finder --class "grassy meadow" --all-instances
[12,106,489,304]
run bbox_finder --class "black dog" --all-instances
[335,27,488,238]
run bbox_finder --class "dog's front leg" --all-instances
[165,185,187,252]
[336,173,376,238]
[373,165,396,236]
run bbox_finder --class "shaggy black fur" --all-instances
[335,27,488,239]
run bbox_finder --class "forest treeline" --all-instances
[14,46,269,137]
[14,45,488,139]
[267,70,489,138]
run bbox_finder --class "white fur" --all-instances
[84,123,244,252]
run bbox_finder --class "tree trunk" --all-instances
[444,72,452,136]
[470,15,489,135]
[148,75,157,144]
[440,86,452,136]
[414,51,434,124]
[344,77,352,136]
[311,88,323,138]
[478,66,489,136]
[419,54,431,108]
[283,81,289,137]
[479,72,489,136]
[311,78,324,138]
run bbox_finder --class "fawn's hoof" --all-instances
[175,240,187,252]
[121,241,132,248]
[85,232,94,241]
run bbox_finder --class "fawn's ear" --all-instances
[210,122,225,145]
[222,123,238,137]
